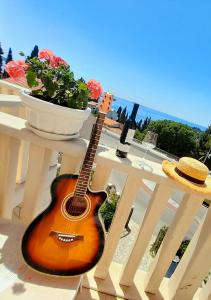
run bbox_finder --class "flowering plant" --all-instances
[5,49,102,110]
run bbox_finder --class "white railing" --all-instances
[1,81,211,300]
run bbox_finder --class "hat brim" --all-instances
[162,160,211,195]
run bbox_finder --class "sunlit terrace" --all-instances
[1,80,211,300]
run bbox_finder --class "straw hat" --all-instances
[162,157,211,194]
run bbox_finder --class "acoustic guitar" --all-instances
[22,92,113,276]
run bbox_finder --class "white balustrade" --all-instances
[144,193,204,294]
[1,84,211,299]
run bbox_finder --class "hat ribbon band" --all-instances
[175,167,205,185]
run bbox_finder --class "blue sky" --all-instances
[1,0,211,127]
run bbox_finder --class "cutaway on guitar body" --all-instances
[22,174,107,276]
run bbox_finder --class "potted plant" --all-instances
[99,191,119,232]
[4,48,103,139]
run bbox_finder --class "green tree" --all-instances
[3,48,13,78]
[137,119,142,131]
[134,128,145,141]
[194,126,211,168]
[0,43,4,78]
[119,106,127,124]
[116,106,122,121]
[136,117,151,132]
[148,119,197,157]
[206,124,211,135]
[5,47,13,63]
[29,45,39,58]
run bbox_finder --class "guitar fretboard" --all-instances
[74,112,105,197]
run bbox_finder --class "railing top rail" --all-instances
[0,79,28,93]
[0,112,87,157]
[96,147,211,199]
[0,94,22,107]
[0,111,210,200]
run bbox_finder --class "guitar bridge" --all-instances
[50,231,84,243]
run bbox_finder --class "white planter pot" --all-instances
[20,90,91,140]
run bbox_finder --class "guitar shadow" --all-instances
[0,220,166,299]
[0,219,81,296]
[83,270,165,300]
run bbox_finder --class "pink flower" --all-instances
[16,60,29,70]
[49,56,67,68]
[86,80,103,99]
[5,60,28,79]
[38,49,55,60]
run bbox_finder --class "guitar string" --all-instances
[68,123,98,216]
[67,114,105,221]
[72,117,103,215]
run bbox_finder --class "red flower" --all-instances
[49,56,67,68]
[86,80,103,100]
[38,49,55,60]
[5,60,28,79]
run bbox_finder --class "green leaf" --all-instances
[78,80,88,91]
[26,70,39,88]
[42,75,57,97]
[31,89,44,96]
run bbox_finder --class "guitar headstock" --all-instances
[98,92,113,114]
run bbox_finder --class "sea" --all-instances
[112,96,206,131]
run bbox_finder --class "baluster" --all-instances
[50,151,58,167]
[199,279,211,300]
[15,106,30,183]
[0,134,20,218]
[0,86,9,94]
[169,205,211,300]
[16,140,30,184]
[60,154,82,175]
[144,193,204,294]
[20,144,53,224]
[91,163,111,191]
[1,106,19,115]
[94,174,140,279]
[120,184,173,286]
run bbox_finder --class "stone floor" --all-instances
[113,220,154,272]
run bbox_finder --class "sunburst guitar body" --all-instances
[21,93,113,276]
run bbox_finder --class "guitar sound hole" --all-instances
[65,196,88,217]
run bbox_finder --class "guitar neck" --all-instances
[74,112,106,196]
